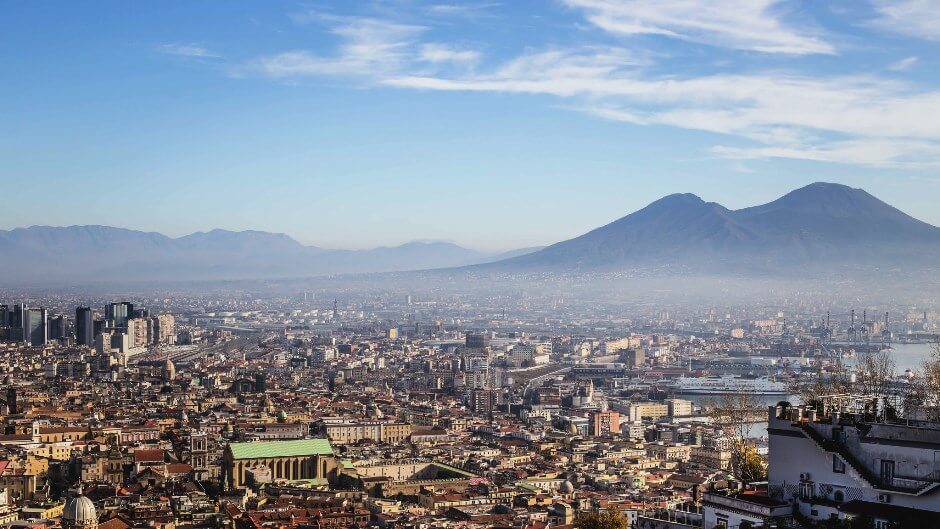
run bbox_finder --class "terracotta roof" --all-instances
[134,449,165,463]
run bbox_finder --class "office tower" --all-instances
[76,307,94,346]
[49,315,66,340]
[11,304,25,330]
[0,305,8,327]
[7,305,25,342]
[105,302,134,328]
[24,307,47,347]
[133,308,150,319]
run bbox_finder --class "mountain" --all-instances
[0,227,500,284]
[2,183,935,284]
[488,182,940,274]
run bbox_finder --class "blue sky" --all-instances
[3,0,940,251]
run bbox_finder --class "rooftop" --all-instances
[228,439,334,460]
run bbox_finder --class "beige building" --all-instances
[324,421,412,445]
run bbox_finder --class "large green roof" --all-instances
[229,439,334,460]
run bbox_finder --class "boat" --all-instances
[669,375,788,395]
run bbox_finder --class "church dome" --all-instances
[559,480,575,493]
[63,494,97,528]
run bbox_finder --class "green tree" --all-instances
[574,509,630,529]
[705,393,767,485]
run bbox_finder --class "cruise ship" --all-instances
[670,375,788,395]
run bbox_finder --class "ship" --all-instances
[669,375,788,395]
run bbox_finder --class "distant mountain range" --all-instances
[485,182,940,274]
[1,182,936,285]
[0,226,540,284]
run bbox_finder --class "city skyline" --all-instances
[4,1,940,250]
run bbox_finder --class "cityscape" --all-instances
[3,2,940,529]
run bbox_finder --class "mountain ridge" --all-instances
[0,226,536,284]
[485,182,940,273]
[1,182,936,284]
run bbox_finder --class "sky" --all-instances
[2,0,940,251]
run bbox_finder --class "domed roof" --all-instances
[559,480,575,493]
[63,494,96,525]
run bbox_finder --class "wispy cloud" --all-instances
[889,56,919,71]
[384,45,940,168]
[251,17,425,78]
[419,43,480,63]
[870,0,940,40]
[157,43,221,59]
[236,3,940,168]
[562,0,835,55]
[427,3,499,18]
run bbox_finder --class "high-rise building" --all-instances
[11,304,25,330]
[152,314,175,345]
[105,302,134,328]
[24,307,47,347]
[49,315,66,341]
[75,307,94,347]
[126,317,151,348]
[0,305,9,327]
[590,410,621,437]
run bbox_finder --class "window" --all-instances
[880,460,895,487]
[834,490,844,502]
[833,455,846,473]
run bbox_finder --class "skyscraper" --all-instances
[105,302,133,328]
[24,307,47,347]
[76,307,94,346]
[49,315,66,341]
[10,304,26,342]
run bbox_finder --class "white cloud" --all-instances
[712,139,940,169]
[237,3,939,168]
[871,0,940,40]
[157,43,221,59]
[419,44,480,63]
[428,3,499,17]
[889,56,919,71]
[252,17,425,78]
[383,46,940,168]
[562,0,835,54]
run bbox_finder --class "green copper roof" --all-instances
[229,439,334,460]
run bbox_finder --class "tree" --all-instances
[789,359,853,407]
[904,343,940,421]
[705,393,767,485]
[575,509,630,529]
[854,349,896,400]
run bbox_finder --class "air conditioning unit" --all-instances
[800,473,811,481]
[878,494,891,503]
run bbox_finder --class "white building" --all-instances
[766,399,940,527]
